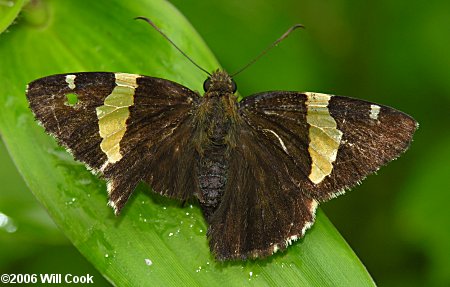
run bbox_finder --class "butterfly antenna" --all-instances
[230,24,304,77]
[135,16,212,76]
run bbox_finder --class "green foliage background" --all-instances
[1,0,449,286]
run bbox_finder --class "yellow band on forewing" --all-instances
[96,73,139,165]
[305,93,343,184]
[65,75,76,90]
[370,104,380,120]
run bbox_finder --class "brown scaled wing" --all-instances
[26,72,200,213]
[207,91,417,260]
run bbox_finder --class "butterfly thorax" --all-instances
[193,70,240,220]
[194,70,240,150]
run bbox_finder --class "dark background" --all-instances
[1,0,449,286]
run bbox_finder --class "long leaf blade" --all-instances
[0,0,375,286]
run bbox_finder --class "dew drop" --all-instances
[65,197,77,206]
[144,258,153,266]
[0,212,17,233]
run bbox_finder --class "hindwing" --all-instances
[208,125,318,260]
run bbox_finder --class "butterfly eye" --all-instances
[231,79,237,93]
[203,77,211,92]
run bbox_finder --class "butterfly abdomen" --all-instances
[197,144,229,220]
[194,92,240,220]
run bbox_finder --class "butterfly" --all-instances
[25,18,417,260]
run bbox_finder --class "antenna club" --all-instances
[293,24,305,29]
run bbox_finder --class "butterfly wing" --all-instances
[208,91,417,260]
[26,72,200,213]
[208,124,318,260]
[238,91,417,201]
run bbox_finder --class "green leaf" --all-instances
[0,0,27,33]
[0,0,376,286]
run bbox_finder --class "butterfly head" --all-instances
[203,70,237,95]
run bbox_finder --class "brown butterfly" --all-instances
[26,17,417,260]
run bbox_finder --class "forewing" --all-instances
[26,72,199,213]
[208,125,317,260]
[27,73,116,169]
[239,91,418,201]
